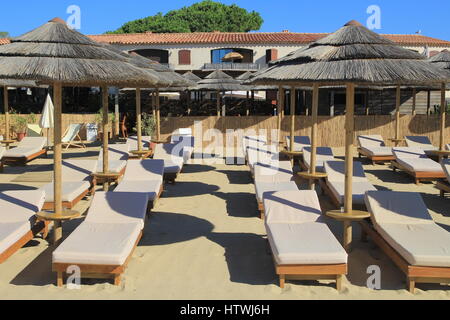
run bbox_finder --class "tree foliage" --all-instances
[107,1,263,34]
[0,32,10,38]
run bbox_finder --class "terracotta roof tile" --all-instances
[88,32,450,47]
[1,32,449,47]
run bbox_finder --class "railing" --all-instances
[202,63,267,71]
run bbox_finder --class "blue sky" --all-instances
[1,0,449,40]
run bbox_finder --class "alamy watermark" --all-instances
[66,5,81,30]
[366,5,382,30]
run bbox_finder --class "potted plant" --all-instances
[95,108,116,141]
[12,112,36,141]
[133,113,156,150]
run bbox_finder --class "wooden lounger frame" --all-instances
[391,160,446,184]
[360,220,450,294]
[1,149,47,166]
[0,220,49,264]
[275,260,347,291]
[53,232,142,287]
[42,179,97,211]
[148,185,164,214]
[437,180,450,198]
[358,148,395,165]
[164,171,180,184]
[95,167,126,185]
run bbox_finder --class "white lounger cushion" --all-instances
[97,160,127,174]
[360,147,393,157]
[4,137,46,158]
[115,180,162,201]
[41,181,91,202]
[121,160,164,182]
[264,190,323,224]
[85,192,149,229]
[52,222,141,266]
[0,146,4,159]
[98,144,130,161]
[248,146,279,171]
[325,161,368,183]
[154,144,184,174]
[0,190,45,223]
[303,147,334,172]
[285,136,311,152]
[393,148,443,172]
[242,135,267,156]
[328,181,377,206]
[405,136,438,151]
[365,191,433,226]
[446,144,450,151]
[61,160,98,181]
[0,221,32,255]
[358,135,386,148]
[254,161,293,183]
[375,222,450,267]
[4,147,43,158]
[267,223,347,265]
[255,181,298,203]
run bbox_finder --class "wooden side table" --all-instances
[36,210,81,244]
[388,138,405,147]
[297,171,328,189]
[429,150,450,162]
[130,149,153,160]
[326,210,371,252]
[0,140,16,150]
[92,172,121,191]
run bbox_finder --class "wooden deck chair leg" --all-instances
[408,278,416,294]
[279,274,286,289]
[336,275,343,292]
[42,221,50,240]
[57,271,64,287]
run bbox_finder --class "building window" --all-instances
[266,49,278,63]
[211,48,254,64]
[132,49,169,64]
[178,50,191,65]
[211,49,233,64]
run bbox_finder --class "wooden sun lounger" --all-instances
[2,149,47,166]
[358,147,395,164]
[53,232,142,287]
[391,160,445,184]
[360,219,450,294]
[437,180,450,197]
[42,183,96,211]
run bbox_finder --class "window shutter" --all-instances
[179,50,191,65]
[266,49,278,63]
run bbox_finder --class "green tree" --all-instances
[0,32,9,38]
[107,1,263,34]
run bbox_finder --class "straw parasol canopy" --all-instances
[183,71,202,83]
[0,18,160,225]
[195,70,250,116]
[250,20,450,251]
[429,49,450,73]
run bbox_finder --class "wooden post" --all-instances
[427,90,431,116]
[156,89,161,141]
[114,93,120,137]
[440,82,446,152]
[395,85,401,142]
[217,90,221,117]
[412,88,417,116]
[278,86,285,142]
[330,91,335,116]
[310,84,319,190]
[151,92,156,119]
[290,87,296,152]
[53,84,63,220]
[101,86,110,191]
[136,88,142,152]
[3,86,9,140]
[365,89,370,115]
[344,83,355,252]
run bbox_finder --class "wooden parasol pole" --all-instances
[278,86,285,143]
[344,83,355,252]
[3,86,9,140]
[395,85,401,143]
[151,92,156,119]
[217,90,221,117]
[440,82,446,153]
[53,83,63,222]
[412,88,417,116]
[310,84,319,190]
[427,90,431,116]
[114,93,120,137]
[290,87,296,152]
[101,86,110,191]
[156,89,161,141]
[136,88,143,152]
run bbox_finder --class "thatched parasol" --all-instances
[222,52,244,62]
[0,18,159,231]
[196,70,250,116]
[250,20,449,251]
[429,50,450,151]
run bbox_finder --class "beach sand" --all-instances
[0,145,449,300]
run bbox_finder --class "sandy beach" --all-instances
[0,144,449,300]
